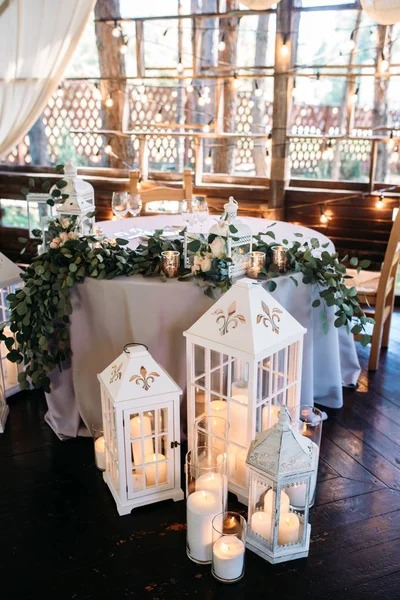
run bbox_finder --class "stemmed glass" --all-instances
[194,201,209,233]
[111,192,129,219]
[128,193,142,217]
[181,200,198,232]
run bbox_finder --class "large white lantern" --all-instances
[246,407,314,564]
[361,0,400,25]
[53,163,95,236]
[184,278,306,503]
[0,253,23,431]
[98,343,184,515]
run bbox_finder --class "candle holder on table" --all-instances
[212,512,247,583]
[186,446,228,565]
[272,246,288,273]
[246,251,266,279]
[193,414,230,457]
[161,251,180,278]
[287,405,323,509]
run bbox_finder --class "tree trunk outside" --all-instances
[252,15,269,177]
[94,0,132,168]
[28,116,51,166]
[214,0,239,175]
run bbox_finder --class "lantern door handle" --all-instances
[170,441,180,449]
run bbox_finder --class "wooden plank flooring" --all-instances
[1,313,400,599]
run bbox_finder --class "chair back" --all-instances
[129,170,194,214]
[374,206,400,317]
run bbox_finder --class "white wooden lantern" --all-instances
[52,163,95,236]
[97,343,184,515]
[246,407,314,564]
[184,278,306,504]
[0,253,23,431]
[26,193,56,239]
[361,0,400,25]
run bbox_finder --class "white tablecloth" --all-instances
[45,216,361,440]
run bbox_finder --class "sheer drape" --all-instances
[0,0,96,158]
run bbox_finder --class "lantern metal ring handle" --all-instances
[123,342,148,354]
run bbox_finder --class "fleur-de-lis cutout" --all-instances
[256,301,282,334]
[130,365,160,391]
[109,363,123,384]
[212,301,246,336]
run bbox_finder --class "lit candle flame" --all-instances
[201,491,208,500]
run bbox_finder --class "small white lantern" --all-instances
[246,407,314,564]
[52,163,95,235]
[98,343,184,515]
[26,193,56,239]
[361,0,400,25]
[0,253,24,431]
[185,278,306,503]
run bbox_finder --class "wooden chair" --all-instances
[129,170,194,215]
[346,208,400,370]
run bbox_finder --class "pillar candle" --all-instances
[285,440,319,508]
[250,511,273,542]
[94,436,106,471]
[261,405,281,431]
[230,394,248,448]
[130,416,154,471]
[213,535,245,581]
[144,453,168,486]
[264,489,290,515]
[1,326,18,387]
[187,490,221,563]
[196,472,227,506]
[278,512,300,545]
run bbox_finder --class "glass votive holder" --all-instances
[193,414,230,456]
[246,251,266,279]
[93,426,106,471]
[161,250,180,278]
[212,512,247,583]
[272,246,288,272]
[186,446,228,564]
[287,405,323,509]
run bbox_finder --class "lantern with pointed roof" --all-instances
[97,343,184,515]
[246,407,314,564]
[52,163,95,236]
[0,253,24,431]
[184,278,306,503]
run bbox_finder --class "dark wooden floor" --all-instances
[1,316,400,599]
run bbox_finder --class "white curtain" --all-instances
[0,0,96,158]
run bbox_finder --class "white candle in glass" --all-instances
[144,453,167,486]
[130,416,154,471]
[264,489,290,515]
[250,511,273,542]
[262,405,281,430]
[213,535,245,581]
[278,512,300,545]
[94,436,106,470]
[286,441,319,508]
[187,490,221,563]
[196,472,227,506]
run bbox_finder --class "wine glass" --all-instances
[194,201,209,233]
[111,192,129,219]
[181,200,198,231]
[128,193,142,217]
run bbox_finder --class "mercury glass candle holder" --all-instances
[272,246,288,273]
[246,251,266,279]
[212,512,247,583]
[287,405,323,509]
[186,446,228,564]
[161,250,180,278]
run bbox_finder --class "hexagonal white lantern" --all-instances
[98,343,184,515]
[184,278,306,504]
[0,253,23,432]
[246,407,314,564]
[53,163,95,236]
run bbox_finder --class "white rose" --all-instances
[68,232,78,240]
[191,255,202,273]
[50,237,61,249]
[60,232,69,242]
[61,218,70,229]
[210,236,227,259]
[200,254,212,272]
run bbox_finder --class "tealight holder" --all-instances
[287,405,323,509]
[246,251,266,279]
[193,414,230,456]
[161,251,180,278]
[186,446,228,564]
[212,512,247,583]
[272,246,288,273]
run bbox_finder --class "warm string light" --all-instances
[280,34,289,57]
[105,93,114,108]
[233,72,241,89]
[112,20,122,38]
[120,36,129,55]
[202,119,213,134]
[322,139,334,161]
[376,194,384,209]
[388,131,395,151]
[254,81,263,98]
[347,30,356,52]
[320,206,328,224]
[93,81,102,101]
[380,50,390,73]
[177,55,184,73]
[205,150,212,165]
[155,108,163,123]
[57,83,64,98]
[218,35,226,52]
[292,78,297,99]
[350,86,359,105]
[104,140,113,155]
[392,144,400,163]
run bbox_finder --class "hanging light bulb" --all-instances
[105,94,114,108]
[204,86,210,96]
[388,131,395,151]
[233,72,241,89]
[370,28,377,43]
[380,51,390,73]
[57,83,64,98]
[104,141,113,155]
[198,92,206,107]
[376,194,384,209]
[93,82,102,101]
[202,120,213,134]
[218,35,226,52]
[266,131,272,151]
[120,37,128,54]
[155,144,162,161]
[205,150,212,166]
[347,31,356,52]
[392,145,400,162]
[280,33,289,58]
[320,206,328,224]
[112,21,122,38]
[92,148,101,164]
[350,87,359,105]
[186,80,194,93]
[291,78,297,99]
[155,109,163,123]
[255,81,263,98]
[177,56,184,73]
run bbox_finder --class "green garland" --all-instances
[0,207,373,394]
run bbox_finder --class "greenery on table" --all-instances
[1,183,373,393]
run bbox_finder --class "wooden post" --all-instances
[374,25,390,183]
[270,0,294,220]
[135,21,145,79]
[194,136,204,186]
[369,139,378,194]
[138,135,149,181]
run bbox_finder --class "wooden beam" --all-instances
[135,21,145,79]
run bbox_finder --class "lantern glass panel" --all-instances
[102,390,119,490]
[194,345,205,377]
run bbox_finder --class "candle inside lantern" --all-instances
[130,416,154,472]
[144,453,168,486]
[250,510,273,542]
[246,251,266,279]
[230,393,248,448]
[161,250,180,278]
[94,436,106,471]
[229,446,247,487]
[212,535,245,582]
[264,488,290,515]
[278,512,300,545]
[262,404,281,430]
[187,490,221,563]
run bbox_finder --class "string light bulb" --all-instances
[380,51,389,73]
[57,83,64,98]
[112,21,122,38]
[205,150,212,166]
[233,72,241,89]
[266,131,272,151]
[280,34,289,57]
[292,78,297,99]
[120,37,128,54]
[105,94,114,108]
[198,92,206,107]
[93,81,102,101]
[155,144,162,161]
[350,87,359,105]
[347,31,356,52]
[392,145,400,162]
[255,81,263,98]
[155,109,163,123]
[202,119,213,134]
[320,206,328,224]
[92,148,101,163]
[388,131,395,151]
[218,35,226,52]
[186,80,194,93]
[177,57,184,73]
[376,194,384,209]
[104,141,113,155]
[370,28,377,42]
